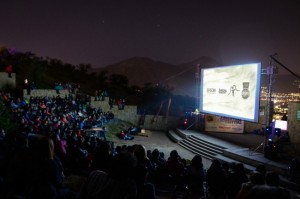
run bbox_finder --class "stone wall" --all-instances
[23,89,70,98]
[288,103,300,154]
[244,100,267,133]
[142,115,181,131]
[22,89,180,131]
[244,115,265,133]
[91,99,180,130]
[21,89,283,134]
[0,72,16,88]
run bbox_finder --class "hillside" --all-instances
[1,45,298,97]
[91,56,220,97]
[91,57,300,96]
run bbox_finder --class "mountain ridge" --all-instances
[90,57,300,96]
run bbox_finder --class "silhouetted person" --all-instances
[206,159,227,198]
[79,151,138,199]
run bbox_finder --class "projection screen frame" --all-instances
[200,63,261,123]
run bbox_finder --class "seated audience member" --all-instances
[78,151,138,199]
[255,164,267,177]
[206,159,227,198]
[163,150,185,183]
[100,126,107,141]
[133,145,156,199]
[91,141,113,173]
[150,148,166,169]
[186,154,206,197]
[265,171,290,199]
[134,164,156,199]
[29,136,75,199]
[134,145,154,172]
[245,184,290,199]
[227,163,248,198]
[236,171,265,199]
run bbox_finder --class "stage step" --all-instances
[171,129,300,194]
[167,129,184,143]
[171,129,265,170]
[168,129,227,160]
[178,136,225,160]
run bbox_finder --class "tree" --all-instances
[78,63,91,75]
[138,85,173,115]
[30,57,47,86]
[0,98,17,134]
[109,74,129,87]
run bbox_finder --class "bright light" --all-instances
[274,120,288,131]
[200,63,261,122]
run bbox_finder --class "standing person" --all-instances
[94,90,98,101]
[100,127,107,141]
[25,79,31,95]
[206,159,227,199]
[109,98,114,109]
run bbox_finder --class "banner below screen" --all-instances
[204,114,244,133]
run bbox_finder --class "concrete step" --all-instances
[167,130,184,143]
[178,141,217,160]
[170,129,227,160]
[174,128,190,139]
[179,138,223,157]
[188,135,226,152]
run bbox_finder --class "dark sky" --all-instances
[1,0,299,75]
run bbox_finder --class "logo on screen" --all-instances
[207,88,216,94]
[228,85,239,96]
[241,82,250,99]
[219,88,227,94]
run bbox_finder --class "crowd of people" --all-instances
[0,90,293,199]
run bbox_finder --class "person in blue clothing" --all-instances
[100,126,107,141]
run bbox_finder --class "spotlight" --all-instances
[265,138,277,159]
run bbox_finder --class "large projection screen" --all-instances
[200,63,261,122]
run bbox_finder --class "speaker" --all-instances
[265,126,272,135]
[275,128,281,136]
[264,145,277,159]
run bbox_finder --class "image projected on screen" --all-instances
[200,63,261,122]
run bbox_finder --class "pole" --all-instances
[265,54,278,148]
[195,64,201,130]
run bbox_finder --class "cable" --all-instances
[157,65,196,85]
[270,55,300,79]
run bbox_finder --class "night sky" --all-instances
[1,0,299,75]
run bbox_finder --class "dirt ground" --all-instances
[112,130,212,169]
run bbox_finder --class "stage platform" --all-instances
[172,129,300,192]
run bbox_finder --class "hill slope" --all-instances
[91,56,220,97]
